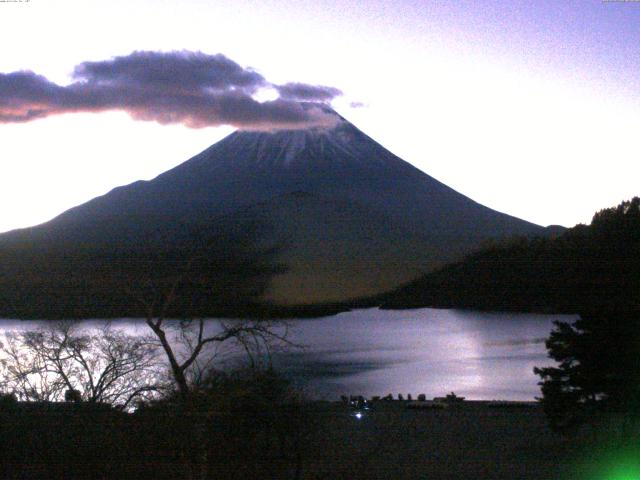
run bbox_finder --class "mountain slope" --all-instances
[215,191,450,304]
[0,108,549,315]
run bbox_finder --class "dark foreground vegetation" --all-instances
[0,370,309,480]
[0,394,576,480]
[3,389,639,479]
[5,392,638,480]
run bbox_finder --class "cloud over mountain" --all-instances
[0,51,341,130]
[275,82,342,102]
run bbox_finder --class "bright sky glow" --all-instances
[1,0,639,232]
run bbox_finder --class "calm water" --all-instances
[0,308,576,401]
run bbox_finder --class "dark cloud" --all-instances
[0,51,342,130]
[72,51,266,94]
[275,82,342,102]
[0,71,72,122]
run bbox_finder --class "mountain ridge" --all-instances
[0,107,552,315]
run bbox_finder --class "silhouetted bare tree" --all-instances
[0,322,163,409]
[127,228,291,398]
[143,311,290,399]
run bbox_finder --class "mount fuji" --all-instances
[0,107,549,317]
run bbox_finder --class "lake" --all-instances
[0,308,576,401]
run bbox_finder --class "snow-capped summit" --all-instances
[0,109,546,311]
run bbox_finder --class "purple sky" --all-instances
[0,0,638,231]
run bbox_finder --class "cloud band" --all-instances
[0,51,343,131]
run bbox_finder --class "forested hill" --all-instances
[382,198,640,314]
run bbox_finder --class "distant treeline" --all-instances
[0,218,288,319]
[383,197,640,314]
[0,226,353,320]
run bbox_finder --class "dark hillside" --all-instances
[383,198,640,314]
[0,220,285,319]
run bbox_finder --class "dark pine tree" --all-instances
[535,198,640,434]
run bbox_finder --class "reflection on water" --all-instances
[272,308,576,401]
[0,308,576,401]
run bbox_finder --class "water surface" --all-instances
[0,308,575,401]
